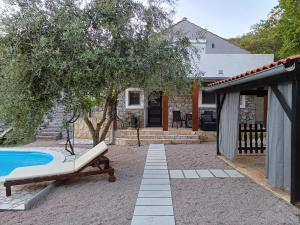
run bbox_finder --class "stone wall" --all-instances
[74,111,103,139]
[116,91,145,129]
[116,91,260,130]
[240,95,256,124]
[168,95,192,127]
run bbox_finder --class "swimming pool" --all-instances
[0,150,54,176]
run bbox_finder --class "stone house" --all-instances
[35,18,274,141]
[116,18,274,131]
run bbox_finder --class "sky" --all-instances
[0,0,278,38]
[173,0,279,38]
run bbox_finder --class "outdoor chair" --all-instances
[4,142,116,197]
[172,111,185,128]
[185,113,192,128]
[200,111,217,131]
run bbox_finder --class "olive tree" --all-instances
[0,0,200,146]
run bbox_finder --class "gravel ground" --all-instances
[0,144,147,225]
[166,143,232,169]
[1,141,300,225]
[166,143,300,225]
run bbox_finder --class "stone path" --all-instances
[131,144,175,225]
[169,169,244,179]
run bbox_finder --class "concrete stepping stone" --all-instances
[140,185,171,191]
[147,158,167,161]
[149,144,165,148]
[145,162,167,167]
[224,169,244,177]
[133,206,173,216]
[136,198,172,206]
[144,170,169,175]
[146,160,167,163]
[196,169,214,178]
[183,170,199,178]
[131,216,175,225]
[148,149,165,151]
[138,191,171,198]
[147,156,166,159]
[210,169,229,178]
[147,156,166,158]
[169,170,184,178]
[141,179,170,185]
[147,153,164,155]
[143,174,169,179]
[146,163,167,166]
[145,166,168,170]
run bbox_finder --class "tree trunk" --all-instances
[100,105,115,142]
[83,113,99,146]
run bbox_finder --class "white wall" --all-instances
[193,54,274,78]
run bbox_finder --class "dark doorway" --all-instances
[148,92,162,127]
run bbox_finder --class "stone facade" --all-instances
[73,90,261,139]
[240,95,256,124]
[117,91,145,129]
[74,111,103,139]
[117,91,261,130]
[168,95,192,127]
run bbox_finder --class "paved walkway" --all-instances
[169,169,244,178]
[131,144,245,225]
[131,144,175,225]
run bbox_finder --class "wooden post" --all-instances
[291,78,300,206]
[162,95,169,131]
[192,83,199,131]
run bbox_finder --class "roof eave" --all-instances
[204,63,296,92]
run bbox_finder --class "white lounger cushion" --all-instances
[74,141,108,171]
[5,141,108,181]
[5,162,75,181]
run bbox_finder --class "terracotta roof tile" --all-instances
[208,54,300,87]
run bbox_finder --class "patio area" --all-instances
[0,141,299,225]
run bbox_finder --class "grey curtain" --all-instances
[219,92,240,161]
[266,82,292,191]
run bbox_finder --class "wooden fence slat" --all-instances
[238,123,266,154]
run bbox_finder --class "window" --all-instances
[202,91,216,105]
[129,91,140,105]
[218,69,223,75]
[125,88,144,109]
[212,43,215,48]
[199,91,246,108]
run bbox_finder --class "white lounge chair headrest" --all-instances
[74,141,108,171]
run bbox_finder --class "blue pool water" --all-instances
[0,151,53,176]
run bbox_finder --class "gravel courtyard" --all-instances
[0,142,299,225]
[166,143,300,225]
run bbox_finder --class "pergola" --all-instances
[205,54,300,206]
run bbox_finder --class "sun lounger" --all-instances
[4,141,116,196]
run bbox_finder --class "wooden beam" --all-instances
[216,94,226,155]
[216,94,221,155]
[162,95,169,131]
[192,83,199,131]
[271,85,292,121]
[291,78,300,205]
[263,87,268,127]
